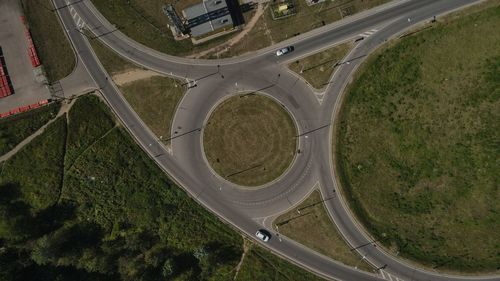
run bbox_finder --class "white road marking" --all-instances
[358,29,379,38]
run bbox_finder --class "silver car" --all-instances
[275,46,294,56]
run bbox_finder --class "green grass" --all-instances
[0,115,67,210]
[65,96,115,168]
[289,43,352,89]
[203,94,297,187]
[276,191,373,272]
[20,0,75,82]
[89,0,237,56]
[236,245,324,281]
[0,103,60,156]
[0,94,326,280]
[335,3,500,272]
[89,37,184,142]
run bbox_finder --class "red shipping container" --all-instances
[29,103,40,109]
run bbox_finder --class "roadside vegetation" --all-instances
[0,115,67,210]
[336,2,500,272]
[0,94,327,280]
[209,0,388,57]
[289,42,352,90]
[203,94,297,187]
[89,0,236,56]
[236,245,324,281]
[89,0,388,57]
[89,38,184,142]
[20,0,75,82]
[276,191,373,272]
[0,103,59,156]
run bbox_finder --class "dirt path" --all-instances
[188,3,265,59]
[233,239,250,280]
[112,69,162,86]
[0,100,74,163]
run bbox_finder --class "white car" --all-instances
[255,230,271,242]
[275,46,294,56]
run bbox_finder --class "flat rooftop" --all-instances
[183,0,233,37]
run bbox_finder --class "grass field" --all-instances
[203,94,297,187]
[20,0,75,82]
[0,103,60,156]
[335,2,500,272]
[276,191,373,272]
[289,43,352,89]
[89,38,184,142]
[0,94,328,280]
[65,96,115,168]
[0,115,67,210]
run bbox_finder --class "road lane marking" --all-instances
[359,28,378,38]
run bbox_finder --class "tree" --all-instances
[162,258,176,278]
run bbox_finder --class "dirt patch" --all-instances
[112,69,162,86]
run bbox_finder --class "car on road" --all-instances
[256,229,271,242]
[275,46,294,56]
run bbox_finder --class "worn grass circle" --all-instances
[203,94,297,187]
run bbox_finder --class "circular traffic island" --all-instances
[203,94,297,188]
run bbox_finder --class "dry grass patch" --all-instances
[121,76,184,140]
[289,42,352,89]
[203,94,297,187]
[276,190,374,272]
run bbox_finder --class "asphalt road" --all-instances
[53,0,499,280]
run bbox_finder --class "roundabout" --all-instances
[54,0,499,280]
[203,94,297,188]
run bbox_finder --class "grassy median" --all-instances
[20,0,75,82]
[289,43,352,89]
[89,38,184,141]
[335,2,500,272]
[203,94,297,187]
[276,191,373,272]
